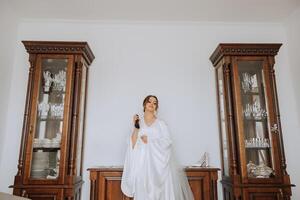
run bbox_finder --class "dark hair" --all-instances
[143,95,159,112]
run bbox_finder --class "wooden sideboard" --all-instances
[88,166,219,200]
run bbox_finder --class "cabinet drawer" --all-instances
[244,188,282,200]
[25,189,63,200]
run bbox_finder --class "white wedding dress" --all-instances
[121,117,194,200]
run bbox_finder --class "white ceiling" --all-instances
[3,0,300,22]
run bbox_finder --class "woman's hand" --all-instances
[133,114,139,124]
[133,114,140,129]
[141,135,148,144]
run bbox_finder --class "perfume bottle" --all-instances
[134,115,140,129]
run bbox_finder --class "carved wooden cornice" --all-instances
[210,43,282,66]
[22,41,95,65]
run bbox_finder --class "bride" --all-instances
[121,95,194,200]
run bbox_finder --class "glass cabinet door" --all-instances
[76,62,87,177]
[236,59,275,179]
[29,56,71,180]
[217,65,230,176]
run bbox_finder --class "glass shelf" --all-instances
[43,90,65,95]
[246,147,270,150]
[38,118,63,121]
[33,147,61,152]
[242,92,260,95]
[244,118,267,122]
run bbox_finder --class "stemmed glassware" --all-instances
[43,69,66,92]
[241,73,257,93]
[243,100,267,120]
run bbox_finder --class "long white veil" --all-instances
[168,148,194,200]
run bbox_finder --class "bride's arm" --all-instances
[131,114,140,148]
[131,128,139,148]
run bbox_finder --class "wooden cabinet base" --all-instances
[88,167,219,200]
[222,180,293,200]
[12,181,83,200]
[13,188,63,200]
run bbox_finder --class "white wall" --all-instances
[0,20,299,199]
[283,7,300,200]
[285,8,300,122]
[0,4,18,167]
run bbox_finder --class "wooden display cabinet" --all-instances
[88,167,219,200]
[11,41,95,200]
[210,43,294,200]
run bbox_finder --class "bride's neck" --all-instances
[144,111,155,119]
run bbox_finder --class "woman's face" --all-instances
[145,97,158,112]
